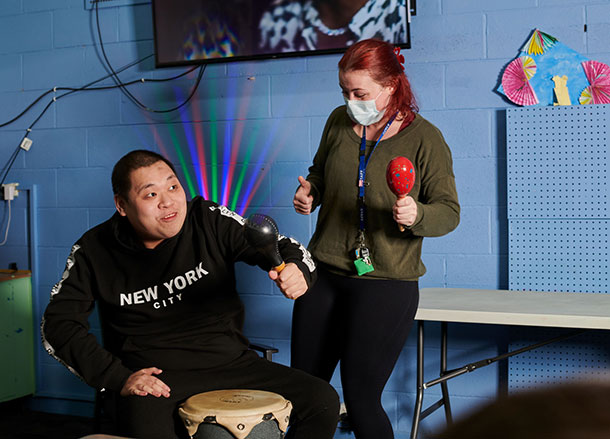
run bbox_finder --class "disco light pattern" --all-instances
[140,78,295,217]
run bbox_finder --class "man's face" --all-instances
[114,161,187,249]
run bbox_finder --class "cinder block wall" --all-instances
[1,0,609,436]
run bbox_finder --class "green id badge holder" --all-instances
[354,258,374,275]
[354,247,375,276]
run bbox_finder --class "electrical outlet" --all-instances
[2,183,19,201]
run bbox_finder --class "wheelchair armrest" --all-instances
[249,343,279,361]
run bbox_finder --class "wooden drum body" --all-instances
[178,389,292,439]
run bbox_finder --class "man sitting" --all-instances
[41,149,339,439]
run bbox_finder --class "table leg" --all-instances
[440,321,453,424]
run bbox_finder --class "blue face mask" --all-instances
[344,90,385,126]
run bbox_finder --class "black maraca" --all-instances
[244,213,286,272]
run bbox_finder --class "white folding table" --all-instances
[410,288,610,439]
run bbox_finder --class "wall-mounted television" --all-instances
[151,0,414,68]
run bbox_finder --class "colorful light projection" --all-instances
[147,78,292,217]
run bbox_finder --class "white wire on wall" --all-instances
[0,199,11,246]
[0,2,207,187]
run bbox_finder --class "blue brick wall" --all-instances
[1,0,608,436]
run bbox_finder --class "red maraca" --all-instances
[386,156,415,232]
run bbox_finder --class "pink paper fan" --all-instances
[502,56,539,106]
[582,60,610,85]
[580,60,610,104]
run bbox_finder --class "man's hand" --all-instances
[393,196,418,227]
[293,176,313,215]
[120,367,171,398]
[268,262,308,300]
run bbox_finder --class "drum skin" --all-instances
[178,390,292,439]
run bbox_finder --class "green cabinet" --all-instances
[0,270,35,402]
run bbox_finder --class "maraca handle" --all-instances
[274,262,286,272]
[397,195,406,232]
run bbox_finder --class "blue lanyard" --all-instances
[357,113,397,231]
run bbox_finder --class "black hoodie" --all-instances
[41,197,316,393]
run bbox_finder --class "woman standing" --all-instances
[291,38,460,438]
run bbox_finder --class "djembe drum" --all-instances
[178,389,292,439]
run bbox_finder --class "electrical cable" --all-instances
[0,199,12,246]
[0,90,55,128]
[0,55,201,129]
[0,2,207,185]
[0,57,204,184]
[0,147,21,188]
[1,55,152,185]
[0,54,150,129]
[94,0,205,113]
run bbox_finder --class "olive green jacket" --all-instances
[306,106,460,280]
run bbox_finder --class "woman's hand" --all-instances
[120,367,171,398]
[393,196,418,227]
[293,176,313,215]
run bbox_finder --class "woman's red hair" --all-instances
[339,39,418,123]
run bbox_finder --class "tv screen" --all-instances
[151,0,413,67]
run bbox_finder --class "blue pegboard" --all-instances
[509,328,610,390]
[507,105,609,219]
[507,105,610,392]
[509,220,608,293]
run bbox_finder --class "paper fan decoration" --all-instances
[579,88,593,105]
[522,29,559,56]
[579,60,610,104]
[502,56,539,106]
[497,29,592,106]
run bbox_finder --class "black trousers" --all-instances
[115,350,339,439]
[291,266,419,439]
